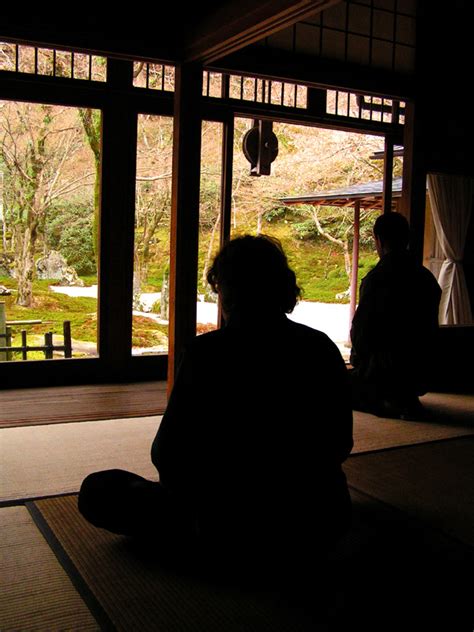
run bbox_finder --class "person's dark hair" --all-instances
[207,234,301,316]
[373,212,410,251]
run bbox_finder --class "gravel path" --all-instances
[50,285,352,348]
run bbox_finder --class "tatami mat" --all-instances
[421,391,474,423]
[0,505,99,632]
[28,490,473,631]
[2,392,473,504]
[28,495,326,632]
[329,488,473,628]
[344,436,474,547]
[2,391,473,631]
[352,391,474,453]
[336,487,473,561]
[352,408,473,453]
[1,417,160,504]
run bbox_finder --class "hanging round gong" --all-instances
[242,124,279,170]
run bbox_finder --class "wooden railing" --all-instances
[0,303,72,361]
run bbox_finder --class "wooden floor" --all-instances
[0,381,168,428]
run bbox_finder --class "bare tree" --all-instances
[78,108,101,260]
[0,101,89,306]
[133,115,173,305]
[310,205,353,278]
[133,182,170,304]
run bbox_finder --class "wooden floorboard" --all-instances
[0,381,167,428]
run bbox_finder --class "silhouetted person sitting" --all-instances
[79,235,353,574]
[350,212,441,419]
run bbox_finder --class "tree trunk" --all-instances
[15,225,37,307]
[78,108,101,263]
[92,159,100,261]
[257,209,263,235]
[201,212,220,290]
[2,211,8,253]
[342,239,351,277]
[311,207,352,279]
[133,258,145,310]
[160,265,169,320]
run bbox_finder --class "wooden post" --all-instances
[399,101,426,263]
[21,330,27,360]
[349,201,361,343]
[383,136,394,214]
[217,115,234,329]
[5,326,12,361]
[63,320,72,358]
[220,116,234,247]
[306,88,327,115]
[44,332,53,359]
[167,63,203,393]
[98,58,137,373]
[0,302,6,362]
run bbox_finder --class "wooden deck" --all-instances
[0,381,167,428]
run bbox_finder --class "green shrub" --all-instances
[150,299,161,314]
[45,200,96,275]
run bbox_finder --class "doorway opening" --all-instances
[190,116,401,360]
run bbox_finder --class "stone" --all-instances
[0,253,14,278]
[36,250,84,286]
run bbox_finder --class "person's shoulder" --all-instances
[360,260,382,289]
[418,262,439,282]
[178,328,227,374]
[284,319,347,372]
[285,318,340,350]
[418,264,442,297]
[187,327,226,352]
[402,255,441,290]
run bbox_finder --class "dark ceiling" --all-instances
[0,3,229,60]
[0,1,342,63]
[1,2,471,85]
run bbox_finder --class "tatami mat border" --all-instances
[26,500,115,632]
[348,431,474,456]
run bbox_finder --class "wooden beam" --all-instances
[383,136,394,214]
[349,201,360,342]
[0,23,178,63]
[167,63,203,392]
[400,102,426,264]
[217,115,235,329]
[98,59,137,376]
[202,96,402,140]
[208,48,415,100]
[220,117,234,246]
[184,0,341,64]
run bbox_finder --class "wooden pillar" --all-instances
[349,201,361,342]
[98,59,137,375]
[220,116,234,247]
[383,136,394,214]
[400,101,426,263]
[167,63,203,391]
[217,115,234,329]
[0,302,6,362]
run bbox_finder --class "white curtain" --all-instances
[427,174,474,325]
